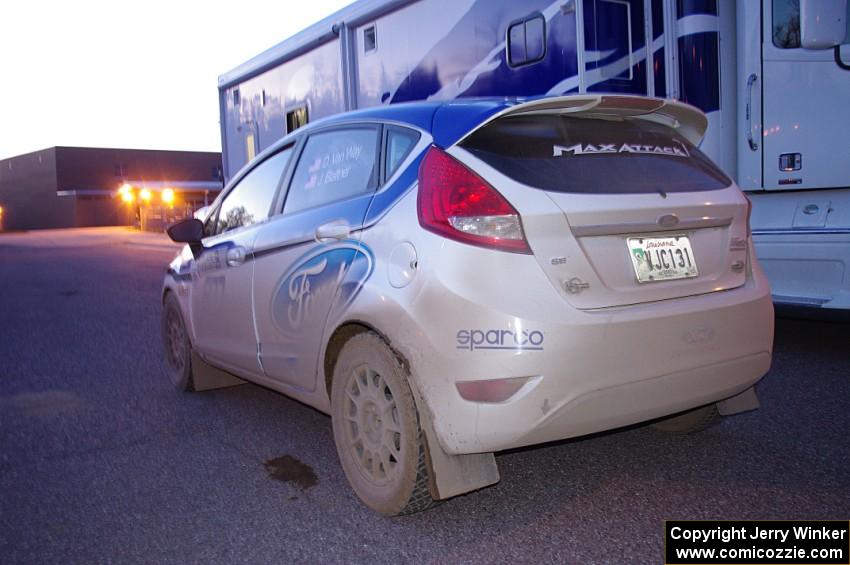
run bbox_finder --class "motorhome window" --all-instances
[596,0,633,79]
[211,148,291,235]
[363,25,377,52]
[245,134,256,163]
[507,14,546,67]
[772,0,801,48]
[232,88,240,106]
[286,107,308,133]
[461,115,731,194]
[509,23,526,64]
[525,16,545,61]
[384,128,420,180]
[284,127,379,215]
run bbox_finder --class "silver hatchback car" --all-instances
[162,95,774,515]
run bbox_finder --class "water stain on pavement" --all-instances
[58,290,78,297]
[0,390,84,418]
[264,455,318,490]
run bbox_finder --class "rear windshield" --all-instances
[460,115,731,194]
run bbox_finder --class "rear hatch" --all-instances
[454,95,750,310]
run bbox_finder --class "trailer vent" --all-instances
[363,25,377,52]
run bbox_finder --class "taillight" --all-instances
[417,146,530,253]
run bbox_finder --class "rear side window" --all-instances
[284,127,379,215]
[384,127,419,179]
[461,115,731,194]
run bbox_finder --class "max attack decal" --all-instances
[553,142,690,158]
[271,241,374,337]
[456,329,544,351]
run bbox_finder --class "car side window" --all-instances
[384,127,420,180]
[283,127,378,215]
[203,208,218,238]
[211,148,292,235]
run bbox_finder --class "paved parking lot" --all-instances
[1,229,848,564]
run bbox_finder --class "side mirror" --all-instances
[800,0,848,49]
[167,218,204,243]
[167,218,205,258]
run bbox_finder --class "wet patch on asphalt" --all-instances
[264,455,318,490]
[0,390,85,418]
[58,290,78,297]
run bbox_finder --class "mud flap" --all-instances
[407,377,500,500]
[717,386,759,416]
[191,351,246,391]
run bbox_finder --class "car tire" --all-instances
[331,331,436,516]
[651,404,720,434]
[162,293,195,392]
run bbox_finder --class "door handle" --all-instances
[315,220,351,242]
[746,73,759,151]
[226,246,247,267]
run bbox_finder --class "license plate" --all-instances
[627,235,699,283]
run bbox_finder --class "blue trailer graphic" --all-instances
[218,0,726,179]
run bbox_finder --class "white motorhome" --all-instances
[218,0,850,312]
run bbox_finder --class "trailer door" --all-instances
[582,0,648,94]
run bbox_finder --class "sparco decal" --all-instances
[456,329,545,351]
[271,241,373,337]
[553,142,690,158]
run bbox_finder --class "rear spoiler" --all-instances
[461,95,709,146]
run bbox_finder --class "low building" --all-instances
[0,147,222,231]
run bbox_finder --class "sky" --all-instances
[0,0,353,160]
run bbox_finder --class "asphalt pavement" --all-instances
[1,229,848,564]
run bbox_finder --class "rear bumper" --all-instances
[405,254,774,454]
[503,351,769,450]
